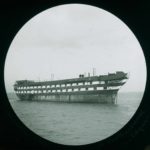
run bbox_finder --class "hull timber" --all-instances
[13,71,128,104]
[16,89,118,103]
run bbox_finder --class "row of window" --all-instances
[16,86,119,94]
[17,81,106,90]
[16,87,102,94]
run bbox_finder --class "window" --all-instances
[72,83,77,86]
[80,88,86,91]
[68,89,72,92]
[92,81,99,84]
[88,87,94,91]
[61,84,65,87]
[100,81,105,84]
[66,84,71,86]
[62,89,66,92]
[31,90,34,94]
[78,83,83,85]
[97,87,103,90]
[74,88,79,91]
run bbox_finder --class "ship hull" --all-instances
[16,89,118,104]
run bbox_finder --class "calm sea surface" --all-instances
[8,92,143,145]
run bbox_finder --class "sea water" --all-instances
[7,92,143,145]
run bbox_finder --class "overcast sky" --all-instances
[4,4,147,92]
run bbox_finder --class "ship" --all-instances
[13,71,129,104]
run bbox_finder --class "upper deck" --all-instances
[14,71,128,87]
[13,71,128,94]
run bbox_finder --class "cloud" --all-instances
[5,4,147,93]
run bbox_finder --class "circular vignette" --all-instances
[1,2,149,150]
[4,2,147,147]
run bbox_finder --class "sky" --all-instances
[4,4,147,93]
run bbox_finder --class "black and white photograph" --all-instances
[4,4,147,146]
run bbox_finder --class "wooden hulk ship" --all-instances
[13,71,128,104]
